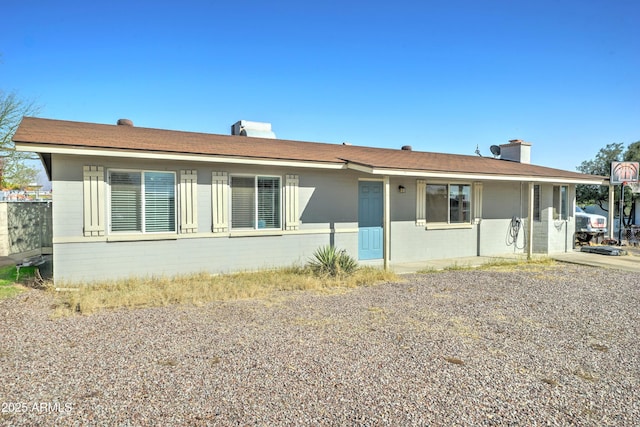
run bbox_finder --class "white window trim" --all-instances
[107,169,177,235]
[424,223,474,230]
[229,174,283,231]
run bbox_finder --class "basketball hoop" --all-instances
[611,162,640,184]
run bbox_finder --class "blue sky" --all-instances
[2,0,639,175]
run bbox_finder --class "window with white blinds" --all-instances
[109,170,176,233]
[231,176,281,230]
[231,176,255,229]
[110,171,142,232]
[145,172,176,232]
[258,177,280,228]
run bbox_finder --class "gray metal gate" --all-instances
[4,201,52,256]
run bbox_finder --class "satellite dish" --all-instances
[490,145,501,157]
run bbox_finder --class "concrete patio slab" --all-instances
[390,248,640,274]
[551,248,640,273]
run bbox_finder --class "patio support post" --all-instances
[384,176,391,270]
[608,184,615,240]
[527,182,534,259]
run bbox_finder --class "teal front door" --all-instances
[358,181,383,260]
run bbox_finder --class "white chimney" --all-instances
[231,120,276,139]
[499,139,531,163]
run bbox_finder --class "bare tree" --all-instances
[0,90,41,189]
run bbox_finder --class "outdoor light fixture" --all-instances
[398,185,406,193]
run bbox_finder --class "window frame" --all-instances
[533,184,541,222]
[553,185,569,221]
[425,182,472,225]
[229,174,282,231]
[107,169,177,235]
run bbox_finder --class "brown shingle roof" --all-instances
[13,117,605,182]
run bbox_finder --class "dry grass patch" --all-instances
[574,367,599,382]
[589,343,609,352]
[417,257,555,274]
[157,358,178,367]
[53,266,398,316]
[444,357,465,365]
[367,306,388,322]
[449,316,481,340]
[291,316,335,328]
[477,257,556,271]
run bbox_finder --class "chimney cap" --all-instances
[401,145,412,151]
[505,139,530,146]
[117,118,134,126]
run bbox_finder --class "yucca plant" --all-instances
[307,245,358,277]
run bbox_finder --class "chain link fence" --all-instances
[622,226,640,246]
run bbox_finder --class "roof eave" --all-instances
[15,141,609,185]
[346,163,608,185]
[14,143,347,170]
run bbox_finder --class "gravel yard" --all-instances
[1,263,639,426]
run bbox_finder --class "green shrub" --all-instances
[307,245,358,277]
[0,265,45,300]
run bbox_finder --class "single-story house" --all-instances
[13,117,608,283]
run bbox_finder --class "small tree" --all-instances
[0,90,41,189]
[576,143,624,210]
[576,141,640,226]
[623,141,640,162]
